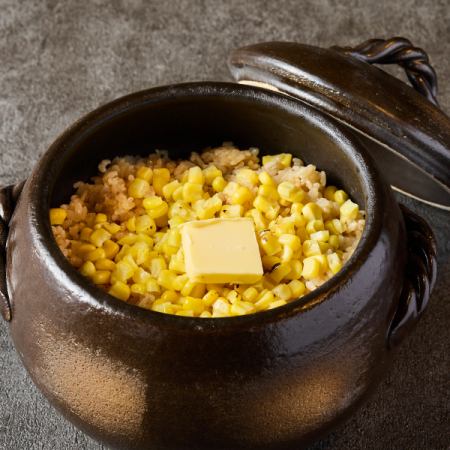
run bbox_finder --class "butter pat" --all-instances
[181,218,263,284]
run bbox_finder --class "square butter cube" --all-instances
[181,218,263,284]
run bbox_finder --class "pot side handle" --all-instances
[387,205,437,348]
[0,181,25,322]
[332,36,439,106]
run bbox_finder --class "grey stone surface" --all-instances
[0,0,448,449]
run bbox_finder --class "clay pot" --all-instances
[0,38,440,450]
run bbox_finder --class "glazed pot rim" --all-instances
[27,81,382,329]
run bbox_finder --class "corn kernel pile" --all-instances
[51,144,365,318]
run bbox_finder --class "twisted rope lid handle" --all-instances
[332,37,439,107]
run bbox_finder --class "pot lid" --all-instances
[228,38,450,210]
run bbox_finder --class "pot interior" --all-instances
[47,83,370,209]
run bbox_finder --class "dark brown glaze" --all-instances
[332,37,439,106]
[388,205,437,348]
[0,82,437,449]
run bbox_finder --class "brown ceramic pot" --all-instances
[0,39,440,450]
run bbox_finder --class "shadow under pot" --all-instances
[0,39,442,450]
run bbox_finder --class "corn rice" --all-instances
[50,143,365,317]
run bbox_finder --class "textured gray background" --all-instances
[0,1,449,449]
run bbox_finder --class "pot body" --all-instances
[5,83,412,449]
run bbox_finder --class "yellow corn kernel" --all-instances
[254,290,275,311]
[263,153,292,168]
[247,208,267,231]
[242,286,259,302]
[226,290,241,304]
[173,274,189,291]
[202,290,219,306]
[162,179,180,201]
[114,259,135,282]
[269,262,291,283]
[188,166,204,184]
[153,168,171,196]
[131,283,146,295]
[161,290,179,303]
[179,280,197,297]
[334,189,348,205]
[288,279,306,298]
[324,185,337,201]
[131,241,150,265]
[49,208,67,225]
[258,184,279,200]
[92,270,111,285]
[265,203,280,221]
[191,284,206,298]
[203,165,222,184]
[169,255,185,273]
[302,240,322,257]
[262,255,281,271]
[157,269,177,290]
[74,242,96,254]
[136,233,154,246]
[302,202,322,221]
[126,216,136,232]
[220,204,244,218]
[172,185,184,201]
[212,298,231,317]
[230,301,249,316]
[290,212,305,227]
[135,214,156,235]
[259,230,282,256]
[280,245,294,262]
[146,279,161,294]
[272,284,292,301]
[329,234,340,250]
[89,228,111,247]
[310,230,330,242]
[340,199,359,220]
[306,219,325,235]
[231,186,252,205]
[80,261,96,277]
[212,176,227,192]
[143,197,169,219]
[103,240,119,259]
[278,234,301,251]
[327,253,343,274]
[253,195,272,214]
[278,182,304,203]
[182,182,203,202]
[150,257,167,278]
[221,181,237,197]
[258,171,275,186]
[118,233,139,246]
[268,299,287,309]
[200,311,212,318]
[86,248,106,262]
[302,257,321,279]
[95,258,116,271]
[236,168,259,186]
[132,267,151,284]
[176,309,195,317]
[181,297,204,315]
[109,281,130,301]
[94,213,107,224]
[80,227,93,241]
[103,223,121,234]
[286,259,303,280]
[325,219,343,235]
[128,178,150,199]
[136,166,153,182]
[197,195,222,220]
